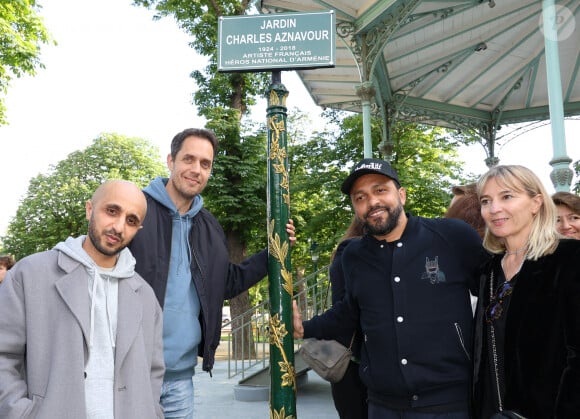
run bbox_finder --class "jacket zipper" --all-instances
[454,322,471,361]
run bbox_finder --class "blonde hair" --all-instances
[476,165,559,260]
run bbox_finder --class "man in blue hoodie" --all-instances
[128,128,295,418]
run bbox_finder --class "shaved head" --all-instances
[83,180,147,267]
[91,180,147,220]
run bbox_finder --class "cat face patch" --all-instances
[420,256,446,284]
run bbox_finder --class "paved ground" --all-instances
[193,358,339,418]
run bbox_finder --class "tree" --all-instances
[202,111,273,357]
[289,112,473,272]
[2,133,167,260]
[0,1,53,124]
[133,0,272,358]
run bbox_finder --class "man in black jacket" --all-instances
[293,158,488,419]
[129,128,295,419]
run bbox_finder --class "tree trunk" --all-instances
[226,229,257,359]
[226,70,257,359]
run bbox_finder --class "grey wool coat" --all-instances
[0,249,165,419]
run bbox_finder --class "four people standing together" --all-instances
[0,125,578,419]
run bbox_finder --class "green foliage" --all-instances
[390,124,466,216]
[203,108,269,246]
[132,0,276,320]
[0,0,53,124]
[132,0,474,305]
[133,0,272,256]
[2,133,167,260]
[288,112,470,271]
[288,111,367,269]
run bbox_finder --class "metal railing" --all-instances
[220,265,331,379]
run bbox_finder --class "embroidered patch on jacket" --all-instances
[420,256,446,284]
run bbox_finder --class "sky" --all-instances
[1,0,579,237]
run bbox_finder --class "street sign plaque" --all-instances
[218,11,335,72]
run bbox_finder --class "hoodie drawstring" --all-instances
[89,271,116,349]
[104,276,115,349]
[89,271,98,347]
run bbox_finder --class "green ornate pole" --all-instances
[266,70,296,419]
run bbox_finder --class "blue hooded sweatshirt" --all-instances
[143,177,203,380]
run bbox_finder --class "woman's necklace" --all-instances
[501,252,526,281]
[504,246,527,255]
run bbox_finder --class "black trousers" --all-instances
[330,360,368,419]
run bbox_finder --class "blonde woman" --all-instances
[472,165,580,418]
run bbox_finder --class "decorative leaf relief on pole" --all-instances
[269,88,287,107]
[268,114,290,205]
[268,313,297,390]
[270,407,295,419]
[268,219,292,296]
[267,82,294,418]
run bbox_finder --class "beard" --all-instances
[169,173,206,204]
[363,203,404,237]
[87,216,125,257]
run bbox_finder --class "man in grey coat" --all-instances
[0,180,165,419]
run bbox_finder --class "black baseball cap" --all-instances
[341,158,400,194]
